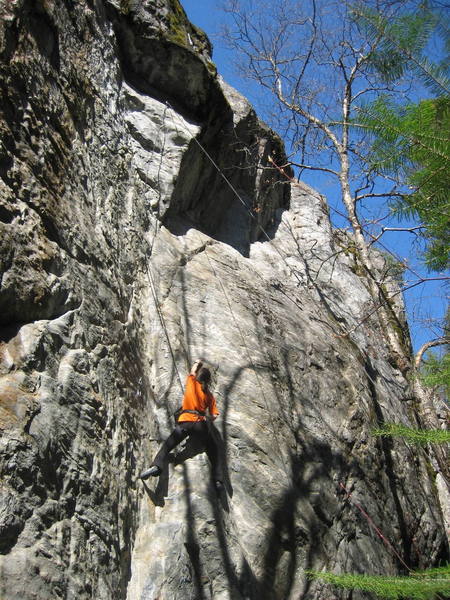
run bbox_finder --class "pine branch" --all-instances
[307,568,450,599]
[372,423,450,445]
[351,4,450,94]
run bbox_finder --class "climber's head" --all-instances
[197,366,211,393]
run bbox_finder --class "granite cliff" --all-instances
[0,1,448,599]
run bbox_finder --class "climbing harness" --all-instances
[174,408,206,421]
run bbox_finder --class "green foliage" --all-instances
[307,565,450,599]
[351,3,449,95]
[372,423,450,445]
[381,251,407,284]
[351,3,450,271]
[420,305,449,396]
[392,98,449,272]
[358,88,449,272]
[421,350,450,397]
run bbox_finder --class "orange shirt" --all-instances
[178,374,219,422]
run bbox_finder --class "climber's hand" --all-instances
[191,359,203,375]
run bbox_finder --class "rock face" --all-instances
[0,1,448,599]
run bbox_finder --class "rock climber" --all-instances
[140,359,223,491]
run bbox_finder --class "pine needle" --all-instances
[372,423,450,445]
[307,567,450,599]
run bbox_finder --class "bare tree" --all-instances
[222,0,447,367]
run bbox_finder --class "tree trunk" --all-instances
[339,155,407,365]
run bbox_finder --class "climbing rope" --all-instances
[339,483,412,572]
[116,100,185,396]
[138,106,291,476]
[165,101,307,291]
[142,103,185,394]
[163,105,421,488]
[141,103,295,477]
[197,233,291,479]
[144,258,184,394]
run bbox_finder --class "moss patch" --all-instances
[163,0,213,57]
[119,0,133,15]
[166,0,189,46]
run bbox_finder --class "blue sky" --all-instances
[181,0,448,354]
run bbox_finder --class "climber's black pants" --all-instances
[152,421,222,482]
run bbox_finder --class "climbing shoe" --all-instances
[140,466,161,480]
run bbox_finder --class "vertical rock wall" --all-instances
[0,1,448,599]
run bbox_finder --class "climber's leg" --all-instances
[140,425,188,479]
[204,428,223,490]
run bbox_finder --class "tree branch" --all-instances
[369,225,425,245]
[415,338,450,369]
[287,160,339,176]
[355,191,405,201]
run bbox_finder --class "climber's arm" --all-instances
[209,395,219,420]
[190,359,203,376]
